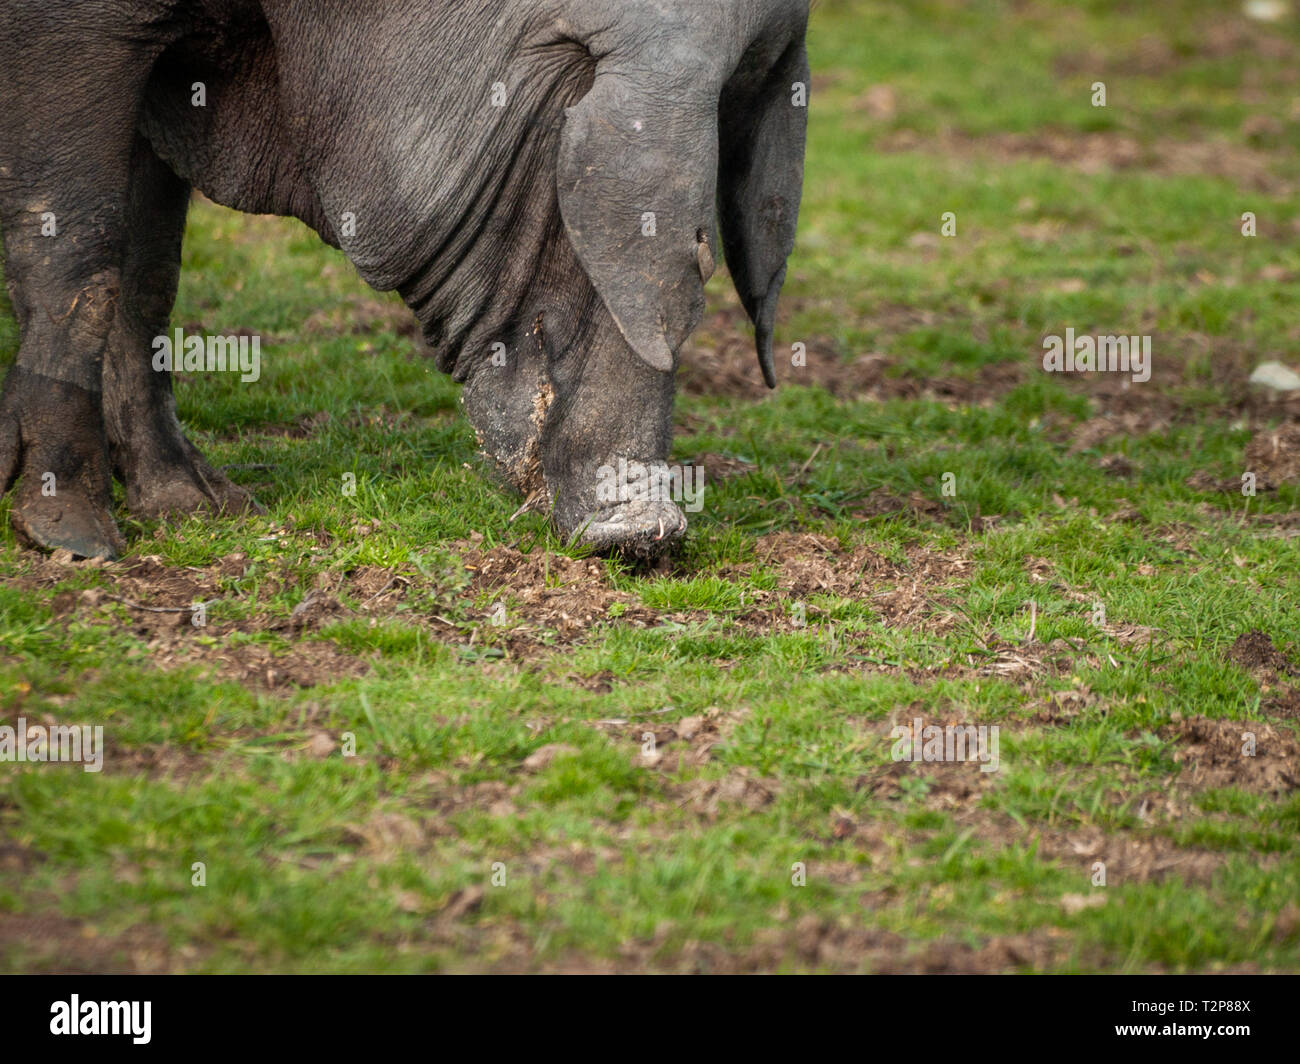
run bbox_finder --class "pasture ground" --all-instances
[1,0,1298,972]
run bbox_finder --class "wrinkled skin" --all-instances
[0,0,809,559]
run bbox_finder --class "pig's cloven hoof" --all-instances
[125,456,263,521]
[11,486,125,561]
[0,368,125,560]
[108,405,264,521]
[569,498,688,559]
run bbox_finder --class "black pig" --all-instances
[0,0,808,557]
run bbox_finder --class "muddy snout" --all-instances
[573,495,688,556]
[554,458,690,557]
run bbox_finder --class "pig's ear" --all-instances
[556,73,719,373]
[717,41,809,389]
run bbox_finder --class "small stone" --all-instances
[1244,0,1290,23]
[1249,361,1300,391]
[307,731,336,758]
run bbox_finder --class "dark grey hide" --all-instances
[0,0,809,558]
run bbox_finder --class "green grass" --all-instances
[1,0,1298,972]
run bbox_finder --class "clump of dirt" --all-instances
[1186,424,1300,495]
[1063,412,1170,455]
[207,638,368,689]
[1263,686,1300,721]
[105,561,371,688]
[724,533,970,631]
[413,775,521,825]
[596,705,747,768]
[1054,348,1300,450]
[849,708,1001,806]
[972,640,1076,680]
[1159,714,1300,795]
[464,545,611,591]
[1226,631,1300,720]
[587,705,778,818]
[339,811,428,860]
[1097,453,1136,477]
[285,564,408,632]
[679,771,778,819]
[1228,629,1296,675]
[456,544,667,645]
[1035,685,1104,724]
[21,524,974,687]
[28,551,374,690]
[1244,423,1300,490]
[115,552,251,602]
[753,532,871,596]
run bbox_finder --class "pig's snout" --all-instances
[549,457,688,557]
[568,495,688,557]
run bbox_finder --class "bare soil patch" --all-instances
[454,543,674,654]
[587,704,781,818]
[23,550,374,690]
[1244,423,1300,490]
[1226,630,1300,721]
[453,531,973,658]
[1031,826,1233,888]
[1159,714,1300,795]
[1055,363,1299,457]
[0,909,181,974]
[697,919,1085,974]
[1228,629,1296,675]
[1054,23,1297,80]
[879,128,1292,195]
[717,532,971,633]
[857,753,996,808]
[1263,686,1300,721]
[678,305,1024,404]
[13,525,975,689]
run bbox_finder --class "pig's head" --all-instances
[391,1,809,556]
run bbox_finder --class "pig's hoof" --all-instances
[11,488,124,561]
[0,368,123,559]
[125,449,264,521]
[569,498,688,558]
[120,431,265,522]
